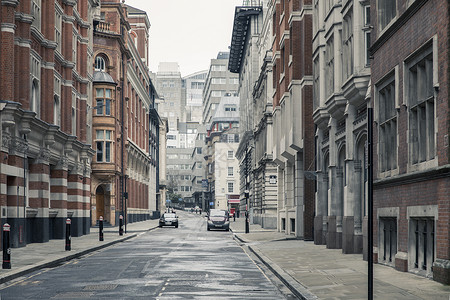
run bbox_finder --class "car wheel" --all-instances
[207,226,210,231]
[158,225,162,228]
[175,225,178,228]
[225,228,229,231]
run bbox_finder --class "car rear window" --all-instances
[210,210,226,217]
[164,213,176,218]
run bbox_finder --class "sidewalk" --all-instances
[0,219,159,284]
[230,217,450,299]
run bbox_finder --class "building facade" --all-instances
[0,0,99,247]
[92,2,158,226]
[202,52,239,125]
[229,0,278,228]
[370,0,449,284]
[270,0,315,238]
[312,0,371,255]
[204,96,241,212]
[183,70,207,123]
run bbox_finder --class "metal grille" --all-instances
[83,284,118,291]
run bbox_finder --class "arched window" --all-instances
[95,56,106,71]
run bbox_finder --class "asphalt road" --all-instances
[0,211,290,299]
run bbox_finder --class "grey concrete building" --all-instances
[190,126,207,209]
[202,52,239,125]
[204,95,240,212]
[166,147,194,206]
[312,0,371,254]
[183,71,208,123]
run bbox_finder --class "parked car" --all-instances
[159,213,178,228]
[207,209,229,231]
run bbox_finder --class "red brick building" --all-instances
[271,0,315,239]
[370,0,449,284]
[0,0,98,247]
[91,2,159,227]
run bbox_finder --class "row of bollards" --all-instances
[2,215,125,269]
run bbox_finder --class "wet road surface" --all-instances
[0,211,288,299]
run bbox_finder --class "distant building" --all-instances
[202,52,239,125]
[166,148,195,206]
[204,96,240,212]
[155,62,184,133]
[183,71,208,123]
[190,126,207,209]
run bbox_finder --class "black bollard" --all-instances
[99,216,104,241]
[65,218,71,251]
[245,211,249,234]
[2,223,11,269]
[119,215,123,236]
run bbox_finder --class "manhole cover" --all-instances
[53,292,94,298]
[83,284,118,291]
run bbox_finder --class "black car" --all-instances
[159,213,178,228]
[207,209,229,231]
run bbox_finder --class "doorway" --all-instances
[96,185,105,221]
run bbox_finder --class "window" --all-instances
[406,45,435,165]
[228,150,234,159]
[227,182,234,193]
[30,54,41,117]
[96,130,113,162]
[72,33,77,64]
[342,12,353,80]
[31,0,41,31]
[95,56,106,72]
[54,96,60,126]
[212,65,226,71]
[31,80,39,116]
[410,217,435,275]
[377,76,397,172]
[313,56,320,109]
[378,0,396,31]
[325,36,334,98]
[228,167,233,177]
[212,78,227,84]
[212,90,222,97]
[54,75,61,126]
[95,88,112,116]
[363,5,371,66]
[225,105,237,112]
[72,92,77,136]
[55,6,62,53]
[379,218,397,265]
[227,134,235,143]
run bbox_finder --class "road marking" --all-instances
[162,287,166,291]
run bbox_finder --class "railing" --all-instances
[94,21,111,33]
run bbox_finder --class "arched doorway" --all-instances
[96,185,105,221]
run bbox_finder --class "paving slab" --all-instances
[230,218,450,299]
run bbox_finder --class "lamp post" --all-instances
[367,107,374,300]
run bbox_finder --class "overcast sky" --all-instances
[125,0,243,77]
